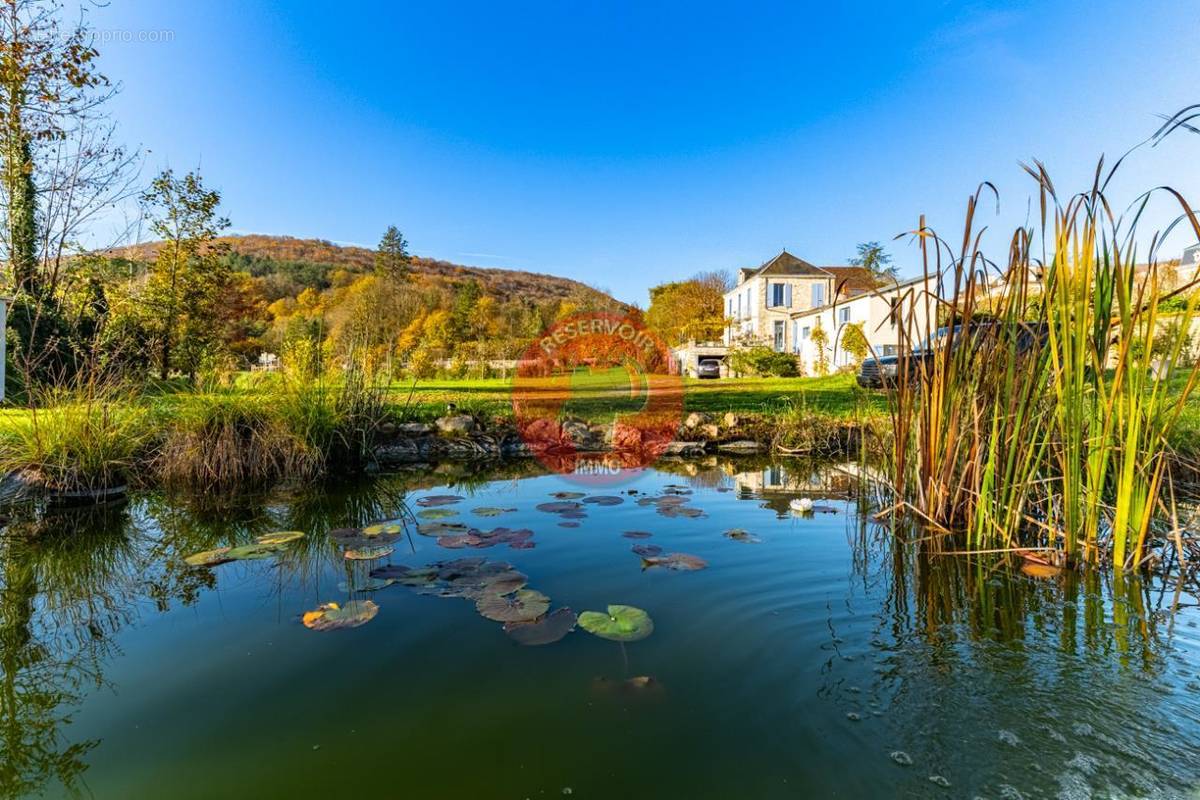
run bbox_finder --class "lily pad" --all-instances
[476,589,551,622]
[503,608,578,645]
[363,520,404,536]
[583,495,624,506]
[622,531,653,539]
[417,508,458,520]
[631,543,663,557]
[337,576,393,592]
[1020,562,1061,579]
[550,491,585,499]
[416,494,464,507]
[369,564,414,580]
[226,543,282,561]
[641,553,708,571]
[658,505,705,519]
[344,545,394,560]
[471,506,516,517]
[578,605,654,642]
[558,521,581,529]
[302,600,378,631]
[723,528,761,544]
[417,522,469,537]
[184,547,233,567]
[255,531,305,546]
[536,501,584,514]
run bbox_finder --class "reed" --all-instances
[881,147,1200,571]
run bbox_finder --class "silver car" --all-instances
[696,359,721,379]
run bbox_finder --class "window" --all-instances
[881,345,898,356]
[727,298,733,317]
[811,283,826,307]
[736,294,741,318]
[801,326,810,340]
[839,307,850,324]
[771,283,785,307]
[773,321,785,352]
[792,321,799,352]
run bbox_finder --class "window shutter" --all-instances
[784,284,792,307]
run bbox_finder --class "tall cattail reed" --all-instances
[881,141,1200,571]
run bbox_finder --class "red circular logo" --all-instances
[511,312,683,486]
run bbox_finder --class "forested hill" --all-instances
[112,234,619,307]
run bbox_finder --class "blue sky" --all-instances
[90,1,1199,305]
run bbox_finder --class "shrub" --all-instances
[728,345,799,377]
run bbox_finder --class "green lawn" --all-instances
[384,370,883,422]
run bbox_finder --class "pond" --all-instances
[2,458,1199,799]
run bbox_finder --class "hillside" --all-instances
[112,234,620,307]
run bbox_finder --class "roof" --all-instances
[820,266,877,294]
[743,250,826,278]
[735,251,879,291]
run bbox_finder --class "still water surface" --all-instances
[2,459,1199,799]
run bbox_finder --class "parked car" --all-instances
[857,322,1047,389]
[696,358,722,379]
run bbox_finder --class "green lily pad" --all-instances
[226,543,282,561]
[417,508,458,520]
[184,547,232,567]
[471,506,516,517]
[337,576,394,592]
[504,608,578,645]
[363,520,404,536]
[344,545,394,560]
[476,589,550,622]
[631,543,663,557]
[255,531,305,546]
[578,605,654,642]
[550,491,585,499]
[302,600,378,631]
[417,522,469,537]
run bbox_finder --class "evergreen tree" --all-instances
[375,225,410,281]
[850,242,899,284]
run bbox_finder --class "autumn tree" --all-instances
[140,169,231,381]
[840,321,868,364]
[646,271,730,346]
[375,225,410,281]
[810,320,829,375]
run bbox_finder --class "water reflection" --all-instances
[0,459,1196,798]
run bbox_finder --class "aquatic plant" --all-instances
[880,122,1200,570]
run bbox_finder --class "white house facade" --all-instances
[789,275,932,374]
[722,250,933,375]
